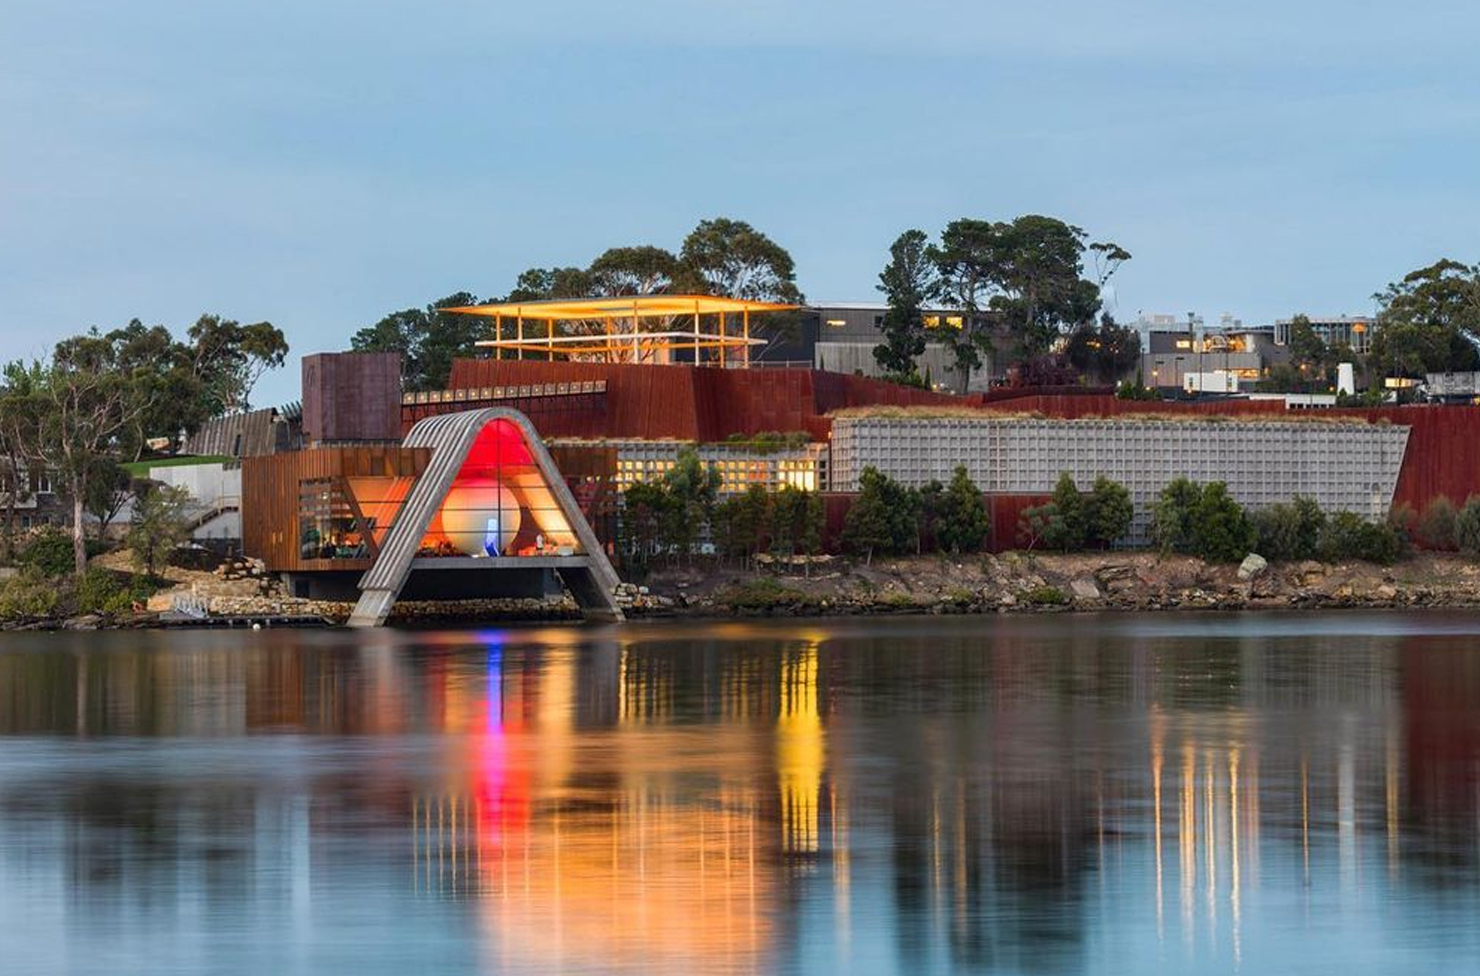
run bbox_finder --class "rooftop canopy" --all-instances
[446,294,798,366]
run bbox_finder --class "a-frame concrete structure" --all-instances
[347,408,622,627]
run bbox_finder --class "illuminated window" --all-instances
[1174,339,1192,349]
[923,315,941,329]
[944,315,964,329]
[825,319,846,327]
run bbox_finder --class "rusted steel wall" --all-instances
[302,352,403,444]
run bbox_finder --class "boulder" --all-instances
[1237,553,1268,581]
[1069,578,1101,601]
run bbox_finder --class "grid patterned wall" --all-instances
[830,417,1411,543]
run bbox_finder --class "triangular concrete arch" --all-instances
[347,407,622,626]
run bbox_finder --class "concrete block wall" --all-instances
[830,416,1411,544]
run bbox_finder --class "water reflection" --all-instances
[0,615,1479,974]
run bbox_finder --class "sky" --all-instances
[3,0,1478,406]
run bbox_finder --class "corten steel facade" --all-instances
[830,415,1411,545]
[302,351,402,444]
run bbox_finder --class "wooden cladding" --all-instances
[243,446,429,572]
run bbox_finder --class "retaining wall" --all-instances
[830,416,1411,544]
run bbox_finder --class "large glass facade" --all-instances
[419,418,581,558]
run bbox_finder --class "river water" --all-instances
[1,612,1479,975]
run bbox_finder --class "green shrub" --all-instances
[1454,496,1480,557]
[0,568,60,619]
[18,528,77,578]
[1084,475,1134,549]
[1023,585,1068,606]
[74,568,151,616]
[716,577,815,611]
[1250,496,1326,562]
[1152,477,1202,554]
[1408,500,1456,553]
[1191,483,1256,563]
[1319,511,1404,565]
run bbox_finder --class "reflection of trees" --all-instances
[1402,637,1480,883]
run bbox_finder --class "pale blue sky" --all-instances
[3,0,1478,405]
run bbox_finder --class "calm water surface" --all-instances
[2,612,1480,975]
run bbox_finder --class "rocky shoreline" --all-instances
[6,551,1480,631]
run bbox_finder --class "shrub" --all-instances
[18,528,77,578]
[0,567,60,619]
[73,568,152,616]
[1023,585,1068,606]
[1114,379,1160,401]
[1250,496,1326,562]
[1457,496,1480,558]
[1190,482,1256,563]
[1418,497,1460,551]
[1152,477,1202,554]
[127,484,194,578]
[1084,476,1134,549]
[1319,511,1404,565]
[716,577,815,611]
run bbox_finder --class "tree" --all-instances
[588,246,681,297]
[83,459,135,542]
[713,484,771,564]
[842,467,917,564]
[1040,472,1086,551]
[1152,477,1203,554]
[770,487,824,571]
[184,314,289,415]
[934,466,990,553]
[874,230,936,376]
[1190,482,1255,563]
[6,355,151,575]
[1368,259,1480,379]
[505,267,594,302]
[126,483,193,578]
[620,481,670,570]
[1286,314,1330,380]
[659,447,720,564]
[930,215,1117,391]
[351,292,482,393]
[678,218,803,303]
[1065,315,1143,385]
[1084,475,1133,549]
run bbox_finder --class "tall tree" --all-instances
[1368,259,1480,379]
[1064,314,1142,384]
[678,218,803,302]
[7,354,151,574]
[351,292,482,393]
[1285,314,1331,380]
[874,230,936,376]
[930,215,1114,391]
[185,314,288,414]
[505,267,594,302]
[588,246,681,297]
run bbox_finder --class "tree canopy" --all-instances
[1368,259,1480,379]
[350,292,483,393]
[873,229,936,376]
